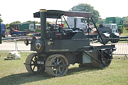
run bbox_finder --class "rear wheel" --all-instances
[25,53,45,73]
[45,54,69,77]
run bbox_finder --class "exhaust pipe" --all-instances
[40,9,47,39]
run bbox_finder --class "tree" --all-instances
[23,21,39,24]
[122,16,128,28]
[123,16,128,24]
[6,24,10,29]
[10,21,21,25]
[98,18,105,24]
[70,3,100,23]
[0,18,3,23]
[8,21,21,29]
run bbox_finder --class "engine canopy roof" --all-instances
[34,9,92,18]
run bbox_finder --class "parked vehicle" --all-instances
[35,24,41,33]
[13,23,35,32]
[1,24,6,37]
[0,25,1,44]
[98,24,120,44]
[105,17,123,34]
[11,23,42,36]
[67,17,87,32]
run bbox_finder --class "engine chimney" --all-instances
[40,9,47,39]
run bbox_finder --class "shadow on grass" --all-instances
[0,72,52,85]
[0,67,101,85]
[67,67,101,75]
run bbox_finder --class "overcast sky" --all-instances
[0,0,128,24]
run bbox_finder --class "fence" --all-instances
[90,37,128,58]
[113,41,128,58]
[0,38,128,57]
[0,40,30,51]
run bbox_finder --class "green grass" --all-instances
[0,52,128,85]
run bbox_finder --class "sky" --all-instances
[0,0,128,24]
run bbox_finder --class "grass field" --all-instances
[0,52,128,85]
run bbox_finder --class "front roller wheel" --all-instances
[99,50,112,68]
[25,53,45,73]
[45,54,69,77]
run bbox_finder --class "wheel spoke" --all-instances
[58,59,62,64]
[34,56,38,61]
[56,57,59,64]
[53,60,57,65]
[31,60,35,65]
[31,59,35,62]
[55,70,58,75]
[32,65,36,71]
[58,69,62,73]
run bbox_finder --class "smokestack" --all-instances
[40,9,47,39]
